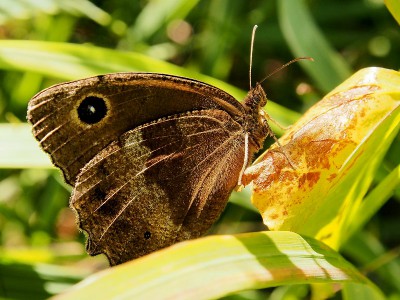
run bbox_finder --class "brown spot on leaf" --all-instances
[270,214,279,220]
[327,173,337,182]
[298,172,321,189]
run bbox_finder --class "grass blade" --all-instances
[53,231,382,300]
[278,0,352,93]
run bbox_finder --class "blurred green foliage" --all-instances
[0,0,399,299]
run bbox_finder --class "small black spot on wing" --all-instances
[144,231,151,240]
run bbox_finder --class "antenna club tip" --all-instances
[301,56,314,62]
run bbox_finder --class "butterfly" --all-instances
[27,72,273,265]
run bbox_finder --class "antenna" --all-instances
[259,57,314,84]
[249,25,258,90]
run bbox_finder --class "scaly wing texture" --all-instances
[71,109,246,265]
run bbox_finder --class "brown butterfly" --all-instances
[27,72,272,265]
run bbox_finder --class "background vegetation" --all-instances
[0,0,399,299]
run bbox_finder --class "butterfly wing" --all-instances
[27,73,245,185]
[71,109,246,265]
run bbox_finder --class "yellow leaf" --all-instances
[244,67,400,248]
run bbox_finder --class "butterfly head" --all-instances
[243,83,267,110]
[242,83,272,151]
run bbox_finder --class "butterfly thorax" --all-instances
[241,83,272,151]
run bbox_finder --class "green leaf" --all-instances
[343,231,400,294]
[53,231,382,300]
[343,165,400,244]
[342,282,382,300]
[126,0,199,44]
[385,0,400,25]
[0,0,112,26]
[0,123,52,168]
[0,260,89,299]
[278,0,352,93]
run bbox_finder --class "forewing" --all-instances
[71,109,246,265]
[27,73,244,184]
